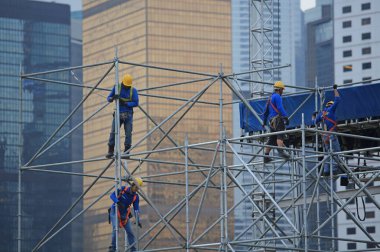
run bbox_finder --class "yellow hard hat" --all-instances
[274,81,285,89]
[122,74,133,87]
[133,177,143,187]
[326,101,334,107]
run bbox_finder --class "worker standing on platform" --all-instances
[108,178,143,252]
[262,81,291,163]
[106,74,139,159]
[312,85,348,185]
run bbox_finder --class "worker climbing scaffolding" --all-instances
[262,81,291,163]
[312,84,349,186]
[106,74,139,159]
[108,177,143,252]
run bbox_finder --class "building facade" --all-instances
[334,0,380,250]
[82,0,232,250]
[304,0,334,88]
[0,0,81,251]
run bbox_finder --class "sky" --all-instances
[38,0,316,12]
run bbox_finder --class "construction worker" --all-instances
[312,85,348,185]
[262,81,290,163]
[108,177,143,252]
[106,74,139,159]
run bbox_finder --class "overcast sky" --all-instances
[37,0,316,12]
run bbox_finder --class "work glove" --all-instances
[107,97,113,103]
[113,94,120,100]
[333,84,338,90]
[283,117,289,126]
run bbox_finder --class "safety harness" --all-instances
[321,110,337,144]
[117,84,134,103]
[112,187,137,228]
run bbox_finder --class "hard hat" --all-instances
[133,177,143,187]
[274,81,285,89]
[326,101,334,107]
[122,74,133,87]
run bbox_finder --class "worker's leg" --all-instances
[330,135,341,173]
[123,111,133,153]
[264,128,276,163]
[124,221,136,251]
[274,118,289,159]
[109,207,117,251]
[106,115,117,158]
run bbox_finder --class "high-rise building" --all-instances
[232,0,304,248]
[82,0,232,250]
[0,0,81,251]
[334,1,380,250]
[304,0,334,88]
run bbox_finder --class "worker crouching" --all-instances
[108,178,143,252]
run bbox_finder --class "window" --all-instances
[343,50,352,57]
[363,77,372,83]
[362,47,371,55]
[365,196,373,203]
[362,62,371,70]
[344,79,353,84]
[362,3,371,10]
[347,227,356,235]
[367,243,376,249]
[347,243,357,250]
[343,21,352,28]
[347,198,355,204]
[362,17,371,25]
[343,35,352,43]
[366,211,375,218]
[343,65,353,72]
[366,226,375,233]
[342,6,351,13]
[362,32,371,40]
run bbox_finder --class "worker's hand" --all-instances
[107,97,114,103]
[283,117,289,126]
[333,84,338,90]
[312,112,318,119]
[113,94,120,100]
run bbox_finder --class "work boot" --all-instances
[121,145,131,159]
[263,153,273,164]
[278,149,290,159]
[105,145,114,159]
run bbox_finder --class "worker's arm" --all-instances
[110,187,122,203]
[133,196,142,228]
[312,112,322,125]
[274,94,288,117]
[125,88,139,107]
[330,86,341,113]
[107,86,116,102]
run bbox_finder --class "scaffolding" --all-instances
[18,53,380,252]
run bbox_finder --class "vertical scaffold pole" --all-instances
[301,114,308,251]
[314,75,321,251]
[185,134,190,252]
[113,48,122,251]
[18,65,23,252]
[329,138,335,251]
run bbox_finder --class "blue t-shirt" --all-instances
[107,85,139,113]
[314,96,341,131]
[263,92,288,123]
[110,186,139,217]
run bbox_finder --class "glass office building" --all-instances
[0,1,81,251]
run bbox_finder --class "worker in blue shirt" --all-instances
[312,85,348,186]
[106,74,139,158]
[262,81,290,163]
[108,177,143,252]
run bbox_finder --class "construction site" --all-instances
[12,0,380,252]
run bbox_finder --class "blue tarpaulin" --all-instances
[239,83,380,132]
